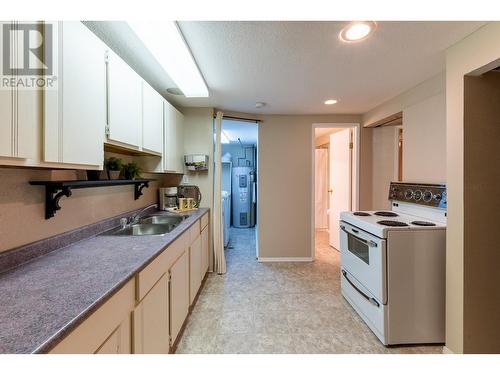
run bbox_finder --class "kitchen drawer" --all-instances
[136,231,189,301]
[200,213,209,230]
[189,220,201,243]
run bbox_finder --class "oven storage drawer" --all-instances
[341,268,387,344]
[339,221,387,303]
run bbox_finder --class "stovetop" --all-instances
[341,209,446,238]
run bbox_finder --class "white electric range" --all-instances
[339,182,446,346]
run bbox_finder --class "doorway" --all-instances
[312,124,360,256]
[219,118,259,259]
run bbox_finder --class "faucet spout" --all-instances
[129,204,158,225]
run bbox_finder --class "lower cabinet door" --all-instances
[170,251,189,344]
[201,226,209,276]
[133,273,170,354]
[189,235,202,305]
[95,317,131,354]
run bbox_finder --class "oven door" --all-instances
[339,221,387,304]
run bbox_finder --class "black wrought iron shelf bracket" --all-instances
[29,179,151,219]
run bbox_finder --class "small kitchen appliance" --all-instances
[159,187,178,210]
[339,182,447,345]
[177,185,202,208]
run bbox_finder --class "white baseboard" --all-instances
[442,346,455,354]
[258,257,314,262]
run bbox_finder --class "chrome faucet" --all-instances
[124,204,158,226]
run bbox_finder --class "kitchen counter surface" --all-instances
[0,208,209,354]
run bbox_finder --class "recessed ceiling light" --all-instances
[324,99,338,105]
[339,21,377,43]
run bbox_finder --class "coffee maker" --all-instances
[159,187,178,210]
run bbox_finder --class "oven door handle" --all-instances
[340,225,378,247]
[342,270,380,307]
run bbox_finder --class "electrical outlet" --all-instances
[181,175,189,184]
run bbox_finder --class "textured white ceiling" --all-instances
[85,21,485,115]
[177,21,485,114]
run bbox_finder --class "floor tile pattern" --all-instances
[176,228,443,354]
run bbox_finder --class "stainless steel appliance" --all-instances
[159,187,178,210]
[340,182,447,345]
[177,185,202,208]
[231,166,256,228]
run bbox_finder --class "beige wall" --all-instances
[362,73,445,127]
[371,126,398,210]
[403,93,446,183]
[223,111,363,259]
[445,21,500,354]
[362,73,446,184]
[182,107,214,210]
[0,167,176,253]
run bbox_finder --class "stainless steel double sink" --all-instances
[105,214,189,236]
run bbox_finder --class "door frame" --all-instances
[215,117,260,259]
[311,123,360,260]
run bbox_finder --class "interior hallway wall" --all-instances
[222,111,363,260]
[446,21,500,354]
[371,126,399,210]
[182,107,215,210]
[362,73,446,183]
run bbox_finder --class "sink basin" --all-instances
[108,223,174,236]
[139,215,186,226]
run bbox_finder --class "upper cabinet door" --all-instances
[0,21,41,161]
[106,49,142,149]
[142,82,163,155]
[164,101,185,173]
[44,21,106,167]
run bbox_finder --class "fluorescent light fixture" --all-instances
[324,99,338,105]
[129,21,209,98]
[339,21,377,43]
[221,130,230,144]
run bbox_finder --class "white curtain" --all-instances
[213,111,226,274]
[315,148,329,229]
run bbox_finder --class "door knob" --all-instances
[328,189,333,193]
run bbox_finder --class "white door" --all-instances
[329,129,352,250]
[315,148,329,229]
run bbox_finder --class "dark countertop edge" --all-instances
[30,207,209,354]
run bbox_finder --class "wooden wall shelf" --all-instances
[29,179,151,219]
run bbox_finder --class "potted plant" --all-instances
[122,162,142,180]
[105,157,123,180]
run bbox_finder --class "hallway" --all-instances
[176,228,443,354]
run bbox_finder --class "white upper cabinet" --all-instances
[164,101,185,173]
[44,21,106,168]
[106,49,142,150]
[0,21,41,162]
[142,82,163,155]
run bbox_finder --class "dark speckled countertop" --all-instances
[0,208,209,354]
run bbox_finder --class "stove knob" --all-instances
[414,190,423,201]
[404,189,414,199]
[423,191,433,202]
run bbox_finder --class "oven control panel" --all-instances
[388,182,446,208]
